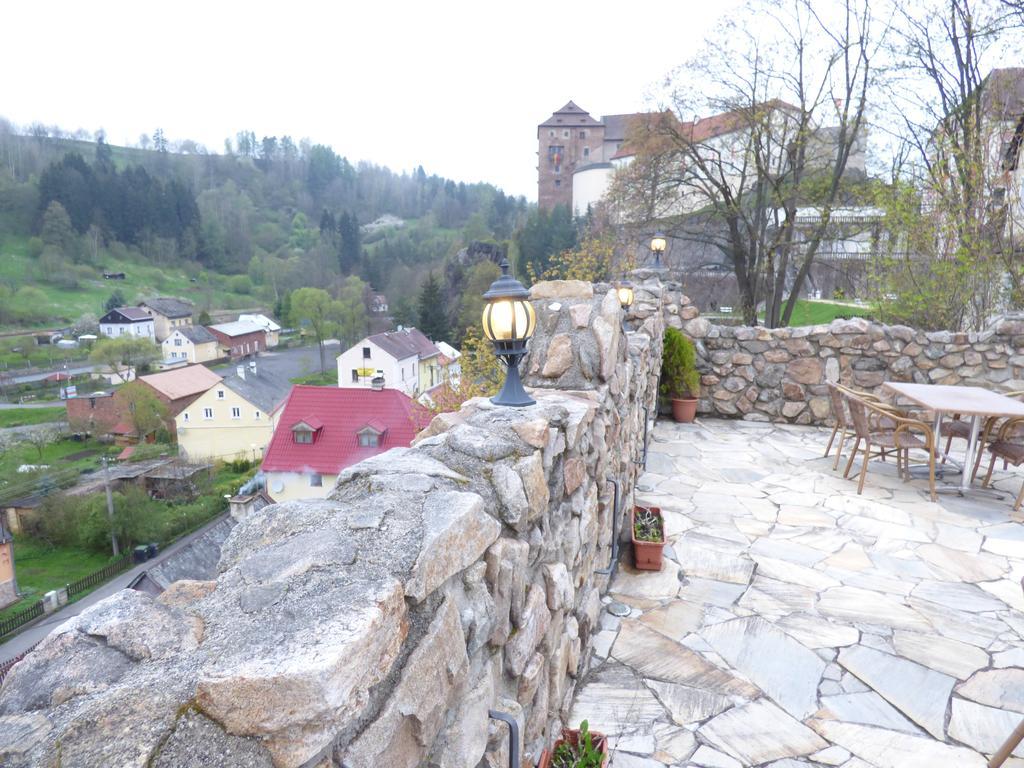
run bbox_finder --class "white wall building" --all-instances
[98,307,156,340]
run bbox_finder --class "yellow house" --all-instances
[175,368,287,462]
[162,327,221,365]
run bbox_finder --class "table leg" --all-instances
[961,415,982,492]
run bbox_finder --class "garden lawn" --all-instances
[783,299,875,326]
[0,408,66,428]
[289,371,336,386]
[0,537,114,621]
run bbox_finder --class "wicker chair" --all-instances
[980,416,1024,511]
[825,384,903,471]
[844,392,937,501]
[940,390,1024,482]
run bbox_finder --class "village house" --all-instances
[65,390,123,435]
[98,307,156,339]
[162,326,221,365]
[138,297,194,342]
[237,314,282,347]
[208,321,267,359]
[135,365,223,440]
[336,326,441,397]
[260,384,429,502]
[176,363,289,462]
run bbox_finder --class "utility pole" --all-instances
[102,457,119,556]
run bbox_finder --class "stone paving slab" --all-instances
[569,418,1024,766]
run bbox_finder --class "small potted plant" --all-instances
[538,721,609,768]
[631,505,665,571]
[661,327,700,423]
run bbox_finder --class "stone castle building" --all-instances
[536,102,642,211]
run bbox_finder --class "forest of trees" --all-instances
[0,121,584,342]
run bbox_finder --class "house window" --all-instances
[554,180,561,187]
[231,407,241,419]
[183,412,189,422]
[293,429,313,444]
[358,432,380,447]
[174,338,182,346]
[401,368,405,380]
[362,347,371,359]
[254,411,261,419]
[309,474,322,487]
[217,390,225,400]
[580,130,587,138]
[554,164,561,174]
[583,147,590,158]
[352,369,359,382]
[548,130,555,137]
[203,408,214,420]
[563,130,569,138]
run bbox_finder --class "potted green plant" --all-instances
[538,721,609,768]
[631,505,665,570]
[661,327,700,422]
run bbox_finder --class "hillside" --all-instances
[0,124,541,340]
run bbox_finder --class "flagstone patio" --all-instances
[572,418,1024,768]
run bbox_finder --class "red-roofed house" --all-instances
[261,385,431,502]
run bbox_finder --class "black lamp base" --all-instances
[491,356,535,407]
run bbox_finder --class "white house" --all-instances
[336,327,438,397]
[237,314,282,347]
[98,307,156,339]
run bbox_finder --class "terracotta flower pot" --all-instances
[671,397,698,423]
[631,505,665,571]
[537,727,610,768]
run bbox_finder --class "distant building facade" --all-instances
[336,327,441,397]
[208,321,267,359]
[162,326,221,365]
[537,102,644,211]
[99,307,156,339]
[138,298,194,342]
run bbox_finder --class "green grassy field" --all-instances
[0,234,259,331]
[784,299,875,326]
[0,538,114,620]
[0,408,66,428]
[289,371,336,386]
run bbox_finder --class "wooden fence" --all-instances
[65,554,132,601]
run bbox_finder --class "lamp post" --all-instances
[650,233,667,269]
[482,259,536,407]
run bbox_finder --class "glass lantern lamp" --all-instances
[650,233,667,268]
[482,258,537,407]
[615,280,635,310]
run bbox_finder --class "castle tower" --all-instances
[537,102,606,210]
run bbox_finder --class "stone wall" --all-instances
[646,282,1024,424]
[0,279,665,768]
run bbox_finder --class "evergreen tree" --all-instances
[105,289,127,312]
[337,211,361,274]
[417,272,449,342]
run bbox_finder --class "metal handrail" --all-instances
[487,710,520,768]
[595,476,621,576]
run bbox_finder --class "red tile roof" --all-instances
[261,385,432,475]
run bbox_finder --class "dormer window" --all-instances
[357,424,385,448]
[291,418,322,444]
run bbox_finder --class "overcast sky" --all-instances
[1,1,738,201]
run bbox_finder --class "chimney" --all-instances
[236,365,245,380]
[249,360,257,377]
[371,372,385,391]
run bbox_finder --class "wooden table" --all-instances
[882,382,1024,493]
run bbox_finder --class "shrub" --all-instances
[661,327,700,399]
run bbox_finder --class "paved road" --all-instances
[1,364,97,386]
[0,401,65,409]
[212,340,340,381]
[0,513,230,662]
